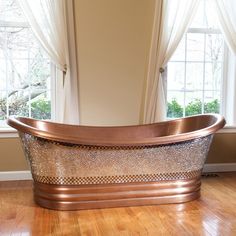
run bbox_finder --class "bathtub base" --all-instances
[33,177,201,210]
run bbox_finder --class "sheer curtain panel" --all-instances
[18,0,80,124]
[214,0,236,54]
[214,0,236,125]
[143,0,199,124]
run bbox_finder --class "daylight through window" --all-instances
[0,0,53,127]
[167,0,225,119]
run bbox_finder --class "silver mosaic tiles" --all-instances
[19,133,213,185]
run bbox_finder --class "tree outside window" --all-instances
[167,0,224,119]
[0,0,53,127]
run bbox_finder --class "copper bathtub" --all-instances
[8,114,225,210]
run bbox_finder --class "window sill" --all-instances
[217,126,236,133]
[0,128,18,138]
[0,125,236,138]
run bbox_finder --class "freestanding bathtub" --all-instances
[8,114,225,210]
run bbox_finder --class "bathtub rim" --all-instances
[7,114,225,147]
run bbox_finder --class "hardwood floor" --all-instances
[0,172,236,236]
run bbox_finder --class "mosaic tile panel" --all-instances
[19,133,213,185]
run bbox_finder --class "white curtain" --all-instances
[214,0,236,125]
[18,0,80,124]
[222,50,236,125]
[214,0,236,55]
[143,0,199,124]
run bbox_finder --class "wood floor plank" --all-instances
[0,173,236,235]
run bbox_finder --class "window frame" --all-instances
[0,18,55,129]
[166,25,236,131]
[167,27,225,118]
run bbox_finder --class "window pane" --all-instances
[167,91,184,118]
[204,91,220,113]
[170,37,185,61]
[186,62,203,90]
[0,48,4,58]
[1,0,26,23]
[7,59,29,90]
[205,62,222,90]
[29,56,50,89]
[0,91,7,120]
[7,27,29,59]
[187,33,204,61]
[28,33,48,59]
[0,59,6,90]
[167,62,185,90]
[8,90,29,117]
[205,34,224,62]
[31,92,51,120]
[185,91,203,116]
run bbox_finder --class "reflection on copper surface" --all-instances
[7,114,225,210]
[7,114,225,146]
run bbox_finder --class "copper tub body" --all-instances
[7,114,225,210]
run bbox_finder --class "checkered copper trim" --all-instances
[33,170,202,185]
[34,135,198,150]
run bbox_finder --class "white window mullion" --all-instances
[27,28,31,118]
[221,44,228,116]
[202,32,206,114]
[183,33,187,117]
[50,63,56,121]
[4,27,9,119]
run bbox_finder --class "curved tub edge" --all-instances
[7,114,226,147]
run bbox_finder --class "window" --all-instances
[0,0,54,127]
[167,0,226,119]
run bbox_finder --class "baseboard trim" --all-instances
[0,164,235,181]
[203,163,236,173]
[0,171,32,181]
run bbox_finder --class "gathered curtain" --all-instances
[18,0,80,124]
[143,0,199,124]
[214,0,236,55]
[213,0,236,125]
